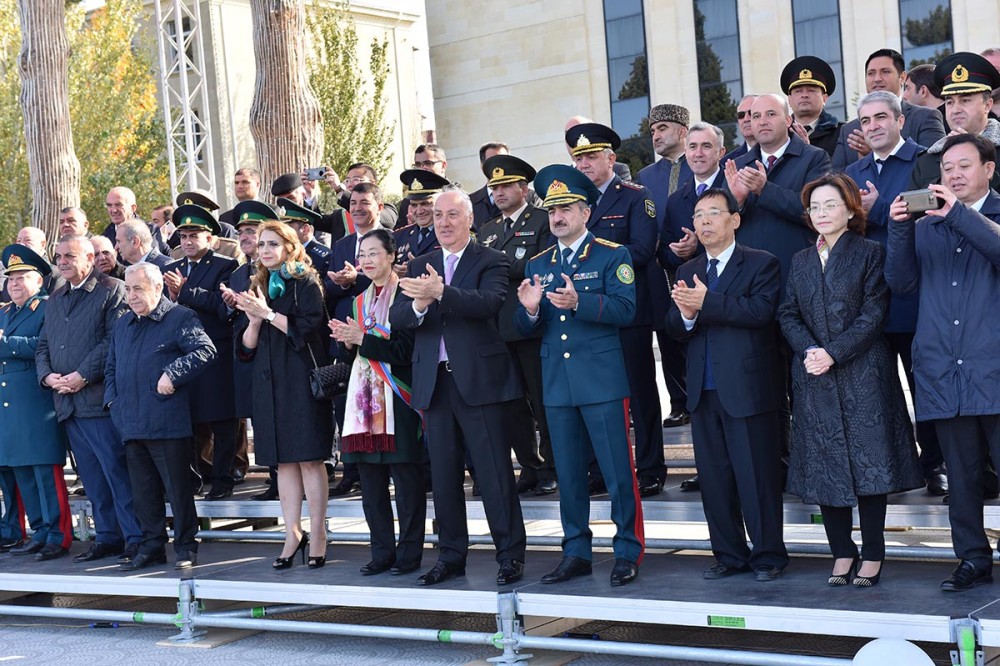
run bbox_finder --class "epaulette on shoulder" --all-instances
[593,237,622,248]
[620,180,644,191]
[394,222,417,234]
[530,244,556,261]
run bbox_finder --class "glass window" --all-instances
[694,0,743,148]
[899,0,953,68]
[603,0,652,175]
[792,0,846,121]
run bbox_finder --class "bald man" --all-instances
[2,227,64,298]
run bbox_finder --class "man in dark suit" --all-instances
[780,56,842,158]
[636,104,693,221]
[566,121,665,497]
[163,205,239,500]
[657,122,728,490]
[666,188,789,582]
[724,93,831,289]
[389,187,526,587]
[516,165,643,587]
[478,154,556,495]
[101,186,168,255]
[832,48,946,171]
[843,91,946,497]
[115,220,171,271]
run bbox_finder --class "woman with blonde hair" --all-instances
[235,221,333,569]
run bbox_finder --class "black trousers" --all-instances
[885,332,943,476]
[204,418,238,491]
[655,328,687,415]
[357,462,426,569]
[124,438,199,556]
[691,390,788,569]
[820,494,888,561]
[506,338,555,481]
[936,415,1000,569]
[425,363,526,565]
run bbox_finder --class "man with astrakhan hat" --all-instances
[164,205,240,500]
[0,244,72,561]
[478,155,557,496]
[565,121,666,498]
[780,55,843,157]
[514,164,643,587]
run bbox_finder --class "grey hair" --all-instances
[739,94,758,104]
[438,185,473,216]
[857,91,903,119]
[120,219,153,251]
[57,234,94,254]
[687,121,726,148]
[125,262,163,287]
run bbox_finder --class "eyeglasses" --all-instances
[692,209,727,222]
[737,111,749,120]
[413,160,443,169]
[807,202,846,216]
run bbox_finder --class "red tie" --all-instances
[766,155,777,171]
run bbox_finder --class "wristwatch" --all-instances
[265,310,277,323]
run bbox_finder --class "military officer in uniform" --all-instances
[277,197,332,274]
[0,245,73,561]
[516,165,643,587]
[478,154,557,495]
[565,122,665,497]
[393,169,450,275]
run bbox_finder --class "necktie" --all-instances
[418,228,427,246]
[667,159,682,196]
[502,217,513,242]
[765,155,777,172]
[562,247,573,274]
[704,257,720,389]
[695,183,707,196]
[875,158,884,174]
[804,125,813,134]
[186,261,196,277]
[439,253,460,362]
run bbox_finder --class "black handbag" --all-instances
[307,355,350,400]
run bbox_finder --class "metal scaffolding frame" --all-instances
[152,0,217,199]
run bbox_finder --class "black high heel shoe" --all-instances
[828,557,858,586]
[853,561,882,588]
[273,532,309,570]
[307,539,327,569]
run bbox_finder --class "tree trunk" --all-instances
[248,0,324,201]
[16,0,80,242]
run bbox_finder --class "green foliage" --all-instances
[904,5,952,48]
[908,47,953,69]
[306,1,395,188]
[616,116,653,181]
[694,4,739,150]
[618,55,649,100]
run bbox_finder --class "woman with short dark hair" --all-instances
[779,173,921,588]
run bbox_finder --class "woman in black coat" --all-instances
[778,174,921,588]
[235,221,333,570]
[329,229,426,576]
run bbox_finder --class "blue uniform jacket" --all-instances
[0,294,67,466]
[104,297,217,441]
[844,138,923,333]
[885,193,1000,421]
[514,233,636,407]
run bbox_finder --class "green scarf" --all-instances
[267,261,308,299]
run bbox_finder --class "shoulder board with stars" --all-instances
[530,244,557,261]
[394,222,418,234]
[620,180,644,191]
[593,238,622,248]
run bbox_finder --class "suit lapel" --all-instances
[450,242,478,286]
[713,245,743,295]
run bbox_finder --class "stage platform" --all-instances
[0,540,996,662]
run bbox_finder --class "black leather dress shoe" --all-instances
[587,476,606,496]
[36,544,69,561]
[0,539,23,553]
[610,558,638,586]
[205,487,233,500]
[417,560,465,586]
[496,559,524,585]
[232,470,246,486]
[360,559,394,576]
[10,540,45,556]
[73,542,122,563]
[390,562,421,576]
[120,552,167,571]
[251,486,279,501]
[662,410,691,428]
[534,479,558,496]
[680,475,700,492]
[753,565,784,582]
[941,560,993,592]
[471,480,481,497]
[117,543,140,563]
[637,477,663,498]
[330,479,361,496]
[703,561,751,579]
[175,552,198,569]
[540,556,592,584]
[926,465,948,496]
[515,473,538,494]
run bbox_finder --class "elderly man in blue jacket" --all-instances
[105,262,216,571]
[516,165,643,588]
[887,133,1000,592]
